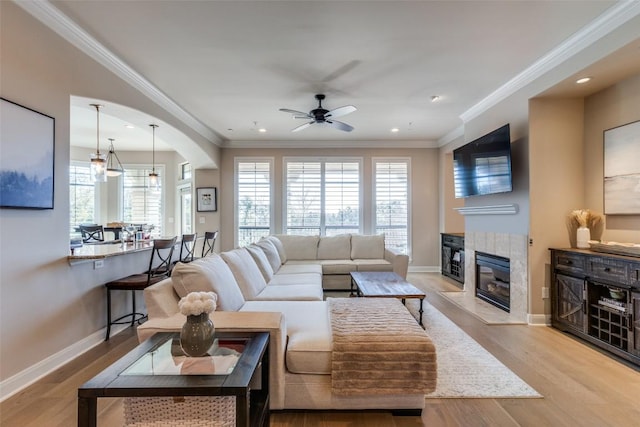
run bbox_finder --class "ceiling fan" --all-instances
[279,94,356,132]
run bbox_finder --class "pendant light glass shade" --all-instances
[149,124,160,190]
[106,138,124,177]
[90,104,107,182]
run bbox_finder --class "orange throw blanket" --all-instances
[328,297,437,396]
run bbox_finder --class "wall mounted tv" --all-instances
[453,124,513,198]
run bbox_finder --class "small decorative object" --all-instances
[178,292,217,357]
[566,209,604,248]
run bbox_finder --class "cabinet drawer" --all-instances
[630,263,640,288]
[442,234,463,247]
[588,258,629,285]
[554,252,586,275]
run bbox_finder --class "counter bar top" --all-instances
[68,240,155,265]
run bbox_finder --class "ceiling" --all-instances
[36,1,640,151]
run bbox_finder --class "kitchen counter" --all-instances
[68,240,155,265]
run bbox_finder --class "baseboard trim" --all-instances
[528,314,551,326]
[0,324,128,402]
[408,266,440,273]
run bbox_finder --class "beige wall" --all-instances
[528,97,585,316]
[584,73,640,242]
[0,2,217,390]
[219,147,440,268]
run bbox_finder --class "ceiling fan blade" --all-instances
[326,119,354,132]
[280,108,311,117]
[292,121,314,132]
[325,105,356,119]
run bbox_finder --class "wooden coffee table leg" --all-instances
[419,298,424,326]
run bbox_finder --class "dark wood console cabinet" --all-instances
[550,248,640,366]
[442,233,464,286]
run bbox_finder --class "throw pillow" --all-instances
[317,234,351,260]
[171,254,245,312]
[351,234,385,259]
[220,248,268,300]
[246,244,274,282]
[265,236,287,263]
[255,239,282,272]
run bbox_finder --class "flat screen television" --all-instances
[453,124,512,198]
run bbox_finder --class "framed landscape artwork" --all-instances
[604,120,640,215]
[0,98,55,209]
[196,187,217,212]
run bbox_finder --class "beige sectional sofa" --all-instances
[137,234,431,412]
[271,233,409,291]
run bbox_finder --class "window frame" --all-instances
[234,157,275,247]
[372,157,411,257]
[121,163,165,236]
[283,156,363,236]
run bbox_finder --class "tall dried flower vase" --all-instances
[576,226,591,249]
[180,313,215,357]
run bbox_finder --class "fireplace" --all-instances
[475,252,510,312]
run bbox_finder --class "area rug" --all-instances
[409,301,542,398]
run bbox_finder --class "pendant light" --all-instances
[90,104,107,182]
[106,138,124,176]
[149,124,160,190]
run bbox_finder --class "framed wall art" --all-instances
[196,187,217,212]
[0,98,55,209]
[604,120,640,215]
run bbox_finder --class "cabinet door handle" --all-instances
[604,267,611,273]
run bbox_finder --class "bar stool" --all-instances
[104,237,177,340]
[171,233,197,270]
[201,230,218,257]
[80,225,105,243]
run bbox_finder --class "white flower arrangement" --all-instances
[178,291,217,316]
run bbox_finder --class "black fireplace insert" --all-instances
[475,252,510,312]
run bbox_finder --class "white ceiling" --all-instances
[38,1,640,151]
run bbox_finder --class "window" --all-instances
[122,166,163,236]
[179,162,192,181]
[69,163,96,234]
[374,159,410,254]
[235,159,273,247]
[285,158,361,236]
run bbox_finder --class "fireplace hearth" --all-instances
[475,252,510,312]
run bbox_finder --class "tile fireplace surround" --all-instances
[462,231,529,323]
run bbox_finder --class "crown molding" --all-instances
[460,1,640,123]
[223,139,439,149]
[437,125,464,148]
[14,0,221,146]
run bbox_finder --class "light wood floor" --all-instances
[2,273,639,426]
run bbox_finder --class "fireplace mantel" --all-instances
[454,204,518,215]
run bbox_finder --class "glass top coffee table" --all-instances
[350,271,426,326]
[77,331,269,427]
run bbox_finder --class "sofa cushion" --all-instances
[240,301,332,375]
[317,234,351,260]
[220,248,268,300]
[354,259,393,272]
[255,239,282,272]
[171,254,245,312]
[320,260,357,275]
[351,234,385,259]
[268,272,322,286]
[254,285,323,301]
[246,244,274,282]
[265,236,287,264]
[274,234,319,260]
[278,261,323,275]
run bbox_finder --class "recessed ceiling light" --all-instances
[124,124,135,129]
[431,95,441,102]
[258,128,267,133]
[391,128,400,133]
[576,77,591,84]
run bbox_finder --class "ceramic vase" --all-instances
[576,226,591,249]
[180,312,215,357]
